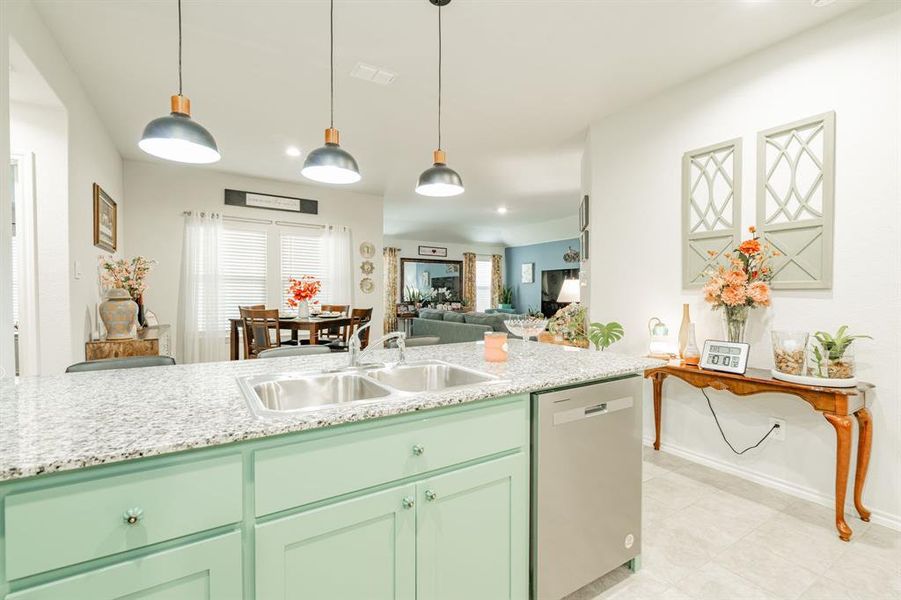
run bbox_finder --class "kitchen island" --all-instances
[0,341,659,599]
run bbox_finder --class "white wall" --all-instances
[10,102,68,375]
[588,4,900,527]
[383,236,505,305]
[4,1,124,372]
[123,160,386,352]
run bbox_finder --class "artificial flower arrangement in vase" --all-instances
[99,255,156,330]
[702,227,778,342]
[546,303,589,348]
[287,275,321,319]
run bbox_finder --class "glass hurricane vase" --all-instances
[722,305,750,343]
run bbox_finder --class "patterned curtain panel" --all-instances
[462,252,477,309]
[383,247,401,332]
[490,254,503,308]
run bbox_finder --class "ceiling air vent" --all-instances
[350,62,397,86]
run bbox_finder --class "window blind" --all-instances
[280,232,330,308]
[475,258,492,312]
[218,227,268,327]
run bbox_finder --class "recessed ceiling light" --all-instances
[497,207,508,214]
[285,146,301,157]
[811,0,836,6]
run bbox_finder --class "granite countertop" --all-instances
[0,341,662,482]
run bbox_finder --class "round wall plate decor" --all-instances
[359,241,375,259]
[360,260,374,275]
[359,277,375,294]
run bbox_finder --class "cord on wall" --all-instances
[702,388,779,455]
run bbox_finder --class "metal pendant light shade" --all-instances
[303,0,361,185]
[139,95,220,164]
[416,0,463,197]
[416,149,464,197]
[139,0,220,164]
[302,128,361,184]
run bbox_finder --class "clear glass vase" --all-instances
[722,305,750,343]
[807,339,856,379]
[771,330,808,375]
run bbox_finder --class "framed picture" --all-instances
[521,263,534,284]
[418,245,448,258]
[580,229,590,262]
[93,183,117,252]
[579,194,589,232]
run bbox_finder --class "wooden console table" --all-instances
[644,362,873,541]
[85,325,171,360]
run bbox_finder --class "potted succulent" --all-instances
[807,326,871,379]
[588,321,625,351]
[498,287,515,310]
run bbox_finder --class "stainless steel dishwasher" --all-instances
[531,375,642,600]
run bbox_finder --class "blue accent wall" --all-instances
[504,238,580,314]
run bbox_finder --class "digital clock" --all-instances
[699,340,750,375]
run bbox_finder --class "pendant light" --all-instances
[302,0,361,185]
[139,0,220,164]
[416,0,464,197]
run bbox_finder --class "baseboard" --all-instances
[643,436,901,532]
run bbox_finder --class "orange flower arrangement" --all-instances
[286,275,321,308]
[703,227,778,310]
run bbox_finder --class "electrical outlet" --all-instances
[769,418,786,441]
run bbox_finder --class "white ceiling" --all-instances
[30,0,862,244]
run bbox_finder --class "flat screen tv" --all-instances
[541,268,579,317]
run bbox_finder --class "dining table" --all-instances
[228,315,354,360]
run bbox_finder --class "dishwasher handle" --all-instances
[552,396,633,426]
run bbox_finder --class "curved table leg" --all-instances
[824,413,854,541]
[853,408,873,522]
[652,373,666,451]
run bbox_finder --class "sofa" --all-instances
[409,309,525,344]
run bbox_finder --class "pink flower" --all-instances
[720,284,747,307]
[748,281,771,307]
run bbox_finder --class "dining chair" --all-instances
[257,345,332,359]
[66,356,176,373]
[240,307,282,359]
[319,304,351,342]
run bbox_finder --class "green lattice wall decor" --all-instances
[757,112,835,289]
[682,138,742,288]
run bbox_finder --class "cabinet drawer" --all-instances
[7,532,242,600]
[255,397,528,516]
[5,455,243,580]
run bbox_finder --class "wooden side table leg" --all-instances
[824,413,854,541]
[652,373,666,451]
[853,407,873,522]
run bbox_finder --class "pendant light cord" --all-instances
[177,0,183,96]
[437,3,442,151]
[330,0,335,129]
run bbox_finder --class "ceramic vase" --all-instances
[296,300,311,319]
[722,305,750,343]
[678,304,691,358]
[99,288,138,340]
[135,295,147,328]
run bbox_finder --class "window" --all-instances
[280,232,329,309]
[218,227,268,327]
[475,258,492,312]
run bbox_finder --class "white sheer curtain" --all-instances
[321,225,353,306]
[176,212,225,363]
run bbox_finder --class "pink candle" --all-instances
[484,332,509,362]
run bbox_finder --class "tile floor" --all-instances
[565,447,900,600]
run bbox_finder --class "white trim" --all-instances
[643,436,901,532]
[10,152,40,375]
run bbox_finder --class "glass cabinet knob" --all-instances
[412,445,425,456]
[402,496,415,509]
[123,507,143,525]
[425,490,438,502]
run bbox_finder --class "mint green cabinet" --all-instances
[6,533,241,600]
[255,485,416,599]
[416,454,528,600]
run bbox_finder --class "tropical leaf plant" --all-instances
[499,286,515,305]
[588,321,625,351]
[813,326,871,361]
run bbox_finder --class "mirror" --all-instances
[400,258,463,302]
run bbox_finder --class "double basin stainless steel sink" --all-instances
[237,360,503,418]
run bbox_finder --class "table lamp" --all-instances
[557,279,581,304]
[648,317,673,359]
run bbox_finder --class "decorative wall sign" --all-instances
[521,263,534,284]
[563,246,580,264]
[579,195,590,232]
[682,138,742,288]
[359,242,375,258]
[224,189,318,215]
[418,245,447,258]
[93,183,118,252]
[757,112,835,289]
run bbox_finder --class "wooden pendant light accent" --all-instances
[170,94,191,116]
[324,127,340,145]
[433,149,447,165]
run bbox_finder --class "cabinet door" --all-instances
[7,532,241,600]
[416,453,529,600]
[255,484,416,600]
